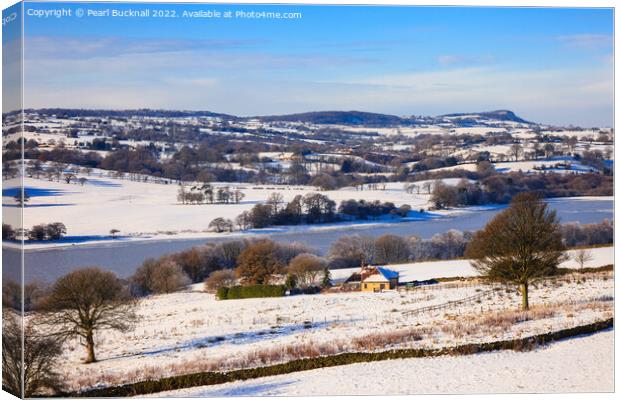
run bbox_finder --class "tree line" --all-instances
[2,222,67,241]
[235,193,412,230]
[430,169,613,209]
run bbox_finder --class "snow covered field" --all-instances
[152,330,613,396]
[7,174,451,248]
[6,170,612,250]
[52,256,613,392]
[436,158,601,174]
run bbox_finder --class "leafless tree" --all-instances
[374,234,411,264]
[209,217,234,233]
[37,267,138,363]
[266,192,285,214]
[3,311,63,397]
[287,253,327,287]
[132,258,190,295]
[510,143,523,161]
[422,181,432,194]
[574,249,593,269]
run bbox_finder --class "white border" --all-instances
[0,2,616,400]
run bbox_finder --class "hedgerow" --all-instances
[59,318,613,397]
[216,284,286,300]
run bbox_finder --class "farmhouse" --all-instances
[361,266,399,292]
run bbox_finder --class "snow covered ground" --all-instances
[436,157,601,174]
[52,256,613,392]
[151,330,613,396]
[331,246,613,283]
[5,174,455,248]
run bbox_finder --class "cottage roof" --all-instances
[377,267,399,279]
[362,266,399,282]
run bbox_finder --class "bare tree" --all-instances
[209,218,234,233]
[422,181,432,194]
[466,193,566,310]
[328,235,377,268]
[37,268,138,363]
[3,311,63,397]
[510,143,523,161]
[287,253,327,287]
[266,192,285,214]
[543,143,555,158]
[574,249,593,269]
[132,258,190,295]
[374,234,411,264]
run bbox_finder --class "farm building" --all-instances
[360,266,399,292]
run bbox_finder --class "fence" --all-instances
[402,287,502,317]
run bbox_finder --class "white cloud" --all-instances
[556,34,613,49]
[20,36,613,127]
[436,54,495,66]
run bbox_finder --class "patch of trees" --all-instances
[2,280,49,314]
[561,219,613,247]
[430,172,613,209]
[236,193,411,230]
[236,193,336,229]
[339,199,411,220]
[327,230,472,269]
[24,222,67,241]
[2,223,17,241]
[327,218,612,269]
[204,269,237,293]
[410,157,458,172]
[177,184,245,205]
[128,239,316,296]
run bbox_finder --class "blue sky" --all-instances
[14,2,615,126]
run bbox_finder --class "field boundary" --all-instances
[58,318,613,397]
[402,288,499,317]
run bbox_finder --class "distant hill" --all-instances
[27,108,237,120]
[18,108,534,127]
[257,111,405,126]
[438,110,531,124]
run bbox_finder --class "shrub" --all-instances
[204,270,236,293]
[217,284,286,300]
[131,257,191,296]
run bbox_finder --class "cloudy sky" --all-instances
[15,3,614,126]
